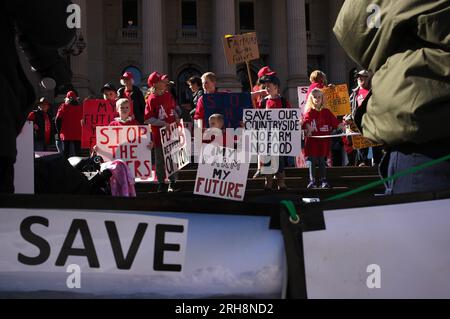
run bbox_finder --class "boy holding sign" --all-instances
[145,72,180,193]
[257,74,292,191]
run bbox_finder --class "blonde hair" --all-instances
[305,89,325,112]
[309,70,328,85]
[116,98,130,111]
[209,113,224,122]
[202,72,217,83]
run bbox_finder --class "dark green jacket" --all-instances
[334,0,450,146]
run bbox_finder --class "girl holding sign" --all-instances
[257,74,292,192]
[303,89,344,189]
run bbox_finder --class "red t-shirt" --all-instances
[144,92,176,147]
[356,88,370,107]
[56,103,83,141]
[303,108,340,157]
[27,111,52,145]
[257,96,292,109]
[109,118,140,126]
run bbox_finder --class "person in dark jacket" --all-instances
[0,0,75,193]
[187,76,204,120]
[334,0,450,194]
[117,72,146,124]
[27,98,56,151]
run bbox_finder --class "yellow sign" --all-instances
[222,32,260,65]
[322,84,351,117]
[347,120,382,150]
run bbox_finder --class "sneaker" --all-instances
[157,183,167,193]
[168,182,181,193]
[321,180,331,189]
[307,180,316,189]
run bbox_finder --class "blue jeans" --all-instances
[387,151,450,194]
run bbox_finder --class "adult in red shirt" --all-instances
[303,88,344,189]
[117,72,145,124]
[193,72,221,129]
[55,91,83,159]
[144,72,179,193]
[27,98,56,151]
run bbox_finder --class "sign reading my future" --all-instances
[82,99,117,149]
[203,93,252,129]
[243,109,302,156]
[194,145,250,202]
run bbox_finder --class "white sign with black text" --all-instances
[243,109,302,156]
[160,120,190,177]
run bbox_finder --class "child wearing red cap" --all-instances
[145,72,180,193]
[303,88,344,188]
[55,91,83,159]
[257,74,292,191]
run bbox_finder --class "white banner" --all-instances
[96,126,153,182]
[160,120,190,177]
[297,86,309,116]
[15,121,34,194]
[304,199,450,299]
[0,209,285,299]
[194,145,250,202]
[243,109,302,156]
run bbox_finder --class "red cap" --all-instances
[121,71,134,80]
[148,72,162,87]
[66,91,77,99]
[161,74,169,81]
[258,66,276,79]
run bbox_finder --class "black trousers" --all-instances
[0,157,15,193]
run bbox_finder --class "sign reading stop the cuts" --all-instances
[160,120,191,177]
[194,145,250,202]
[96,126,153,182]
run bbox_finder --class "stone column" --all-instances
[270,0,289,94]
[143,0,166,77]
[328,0,347,85]
[71,0,90,97]
[286,0,309,102]
[212,0,241,92]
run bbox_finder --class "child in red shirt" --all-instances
[109,98,140,126]
[257,74,292,191]
[144,72,180,193]
[303,88,344,188]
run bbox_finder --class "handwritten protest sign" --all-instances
[297,86,309,116]
[223,32,260,65]
[160,120,191,177]
[243,109,302,156]
[96,126,153,182]
[322,84,351,117]
[346,120,382,150]
[82,99,117,149]
[194,145,250,202]
[203,93,252,129]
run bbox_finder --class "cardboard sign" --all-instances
[223,32,260,65]
[160,120,191,177]
[243,109,302,156]
[194,145,250,202]
[203,93,252,129]
[322,84,351,117]
[96,126,153,182]
[347,120,381,150]
[297,86,309,116]
[82,99,117,149]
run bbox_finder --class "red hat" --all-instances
[161,74,169,81]
[66,91,78,99]
[121,71,134,80]
[258,66,276,79]
[147,72,162,87]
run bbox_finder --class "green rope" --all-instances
[325,154,450,202]
[281,200,300,223]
